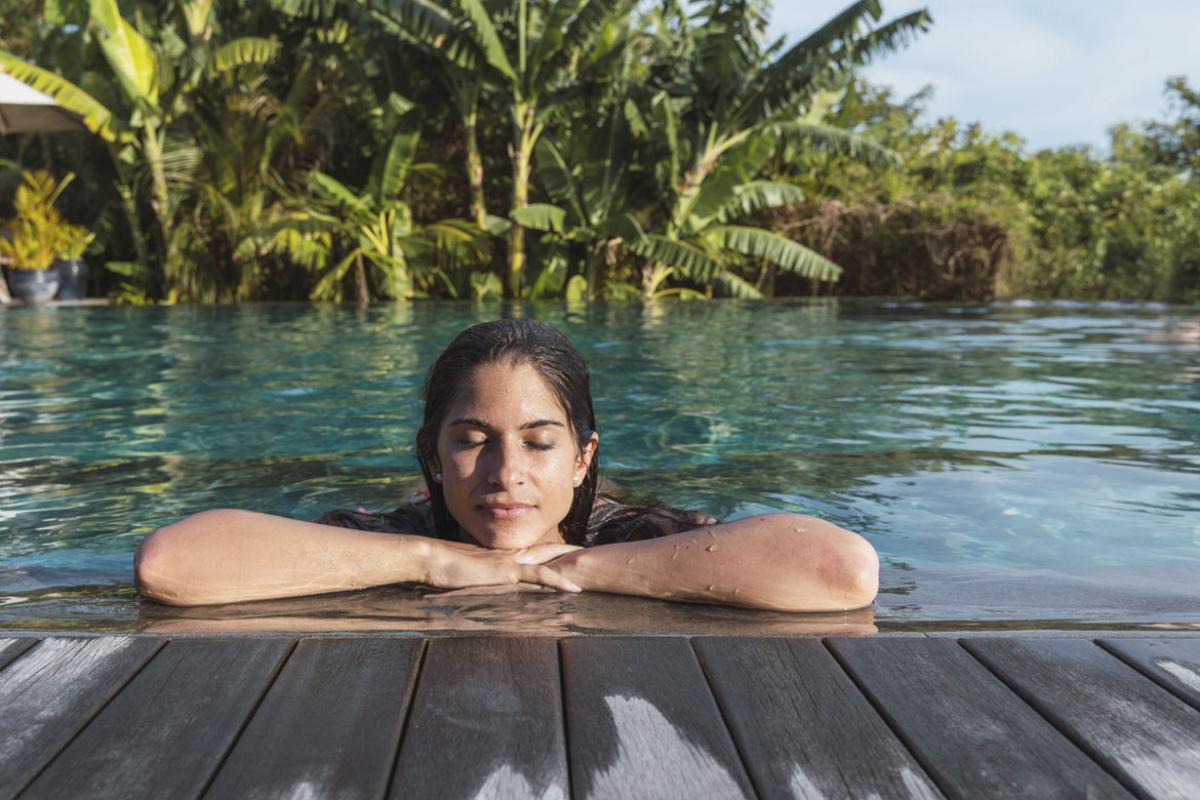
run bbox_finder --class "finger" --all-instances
[525,564,582,593]
[511,544,584,565]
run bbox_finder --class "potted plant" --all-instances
[54,220,95,301]
[0,171,76,305]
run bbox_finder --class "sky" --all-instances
[767,0,1200,152]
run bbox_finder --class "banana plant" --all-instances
[246,107,491,303]
[510,102,646,297]
[370,0,636,297]
[617,0,930,298]
[0,0,280,297]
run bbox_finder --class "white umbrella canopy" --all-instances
[0,69,85,134]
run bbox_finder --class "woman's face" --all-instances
[434,361,597,549]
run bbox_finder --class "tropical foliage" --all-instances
[0,170,91,270]
[778,77,1200,302]
[1,1,1197,303]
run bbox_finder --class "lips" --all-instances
[479,502,534,520]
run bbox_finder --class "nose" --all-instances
[485,438,528,488]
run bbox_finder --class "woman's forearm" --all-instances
[549,513,879,612]
[135,508,434,606]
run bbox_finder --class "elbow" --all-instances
[837,533,879,610]
[134,529,184,605]
[134,509,244,606]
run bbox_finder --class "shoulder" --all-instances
[586,494,718,547]
[313,495,436,536]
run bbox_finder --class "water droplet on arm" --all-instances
[705,543,717,552]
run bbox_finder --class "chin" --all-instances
[468,524,536,549]
[464,516,556,549]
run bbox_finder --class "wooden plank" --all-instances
[694,637,942,799]
[391,638,568,800]
[0,637,164,800]
[561,637,755,800]
[828,637,1131,799]
[0,637,39,671]
[964,637,1200,800]
[20,638,293,800]
[204,637,420,800]
[1097,638,1200,711]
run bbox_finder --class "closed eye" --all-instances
[456,440,555,451]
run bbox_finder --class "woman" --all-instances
[135,319,879,611]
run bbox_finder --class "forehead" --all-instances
[445,361,568,424]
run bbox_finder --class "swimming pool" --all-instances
[1,299,1197,632]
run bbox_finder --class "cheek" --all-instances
[446,449,478,477]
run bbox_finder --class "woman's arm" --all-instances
[134,508,580,606]
[546,512,879,612]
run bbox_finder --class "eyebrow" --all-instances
[449,417,566,432]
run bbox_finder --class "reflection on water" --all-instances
[2,299,1199,630]
[137,587,878,637]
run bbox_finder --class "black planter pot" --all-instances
[55,258,88,300]
[6,267,60,305]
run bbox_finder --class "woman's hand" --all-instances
[422,540,584,593]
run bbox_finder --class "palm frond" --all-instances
[715,181,806,222]
[90,0,159,106]
[843,10,932,68]
[454,0,515,81]
[511,203,568,233]
[773,121,900,168]
[714,269,763,299]
[209,38,281,73]
[311,172,372,219]
[534,139,587,224]
[627,234,728,284]
[369,0,481,71]
[708,225,842,282]
[376,110,422,204]
[0,54,124,141]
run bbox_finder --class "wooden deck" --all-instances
[1,635,1199,799]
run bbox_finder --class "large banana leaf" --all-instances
[90,0,159,106]
[369,0,479,71]
[209,38,281,73]
[511,203,568,233]
[528,0,629,89]
[533,139,587,224]
[0,54,123,141]
[454,0,515,81]
[676,130,776,233]
[843,11,933,68]
[708,225,842,281]
[581,101,631,225]
[183,0,216,38]
[734,0,928,127]
[773,121,900,168]
[715,181,807,223]
[716,269,764,299]
[375,110,422,205]
[312,172,373,220]
[240,212,336,269]
[626,234,727,284]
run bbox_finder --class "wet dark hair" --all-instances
[314,319,718,546]
[416,318,599,545]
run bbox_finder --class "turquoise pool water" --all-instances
[1,299,1198,631]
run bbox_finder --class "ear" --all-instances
[574,432,599,483]
[426,456,442,482]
